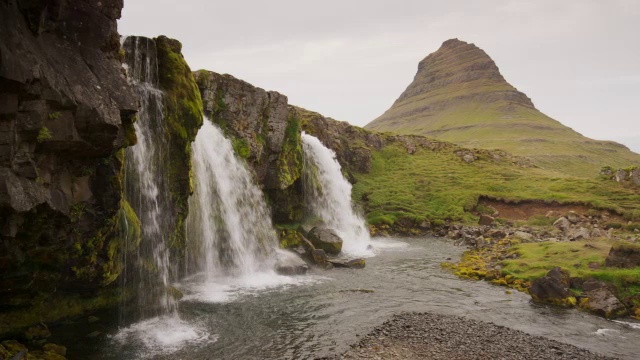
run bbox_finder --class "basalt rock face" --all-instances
[0,0,138,337]
[194,71,303,223]
[366,39,640,177]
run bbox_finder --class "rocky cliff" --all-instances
[366,39,640,177]
[0,0,137,336]
[194,71,303,223]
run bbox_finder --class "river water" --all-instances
[53,237,640,359]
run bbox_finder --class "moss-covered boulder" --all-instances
[579,288,627,319]
[307,227,343,255]
[529,267,577,307]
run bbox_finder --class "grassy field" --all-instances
[352,143,640,226]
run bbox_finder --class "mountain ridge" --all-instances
[365,39,640,177]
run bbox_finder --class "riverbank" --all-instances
[322,312,613,360]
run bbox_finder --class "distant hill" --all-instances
[365,39,640,177]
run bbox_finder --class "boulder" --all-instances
[311,249,329,264]
[307,227,343,255]
[579,288,627,319]
[513,231,534,242]
[275,250,309,275]
[568,227,590,241]
[553,217,571,232]
[605,242,640,268]
[478,215,494,226]
[529,267,576,307]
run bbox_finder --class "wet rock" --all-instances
[580,288,627,319]
[329,258,366,269]
[605,242,640,268]
[478,215,494,226]
[275,250,309,275]
[167,286,184,301]
[311,249,329,264]
[87,316,100,323]
[307,227,343,255]
[529,267,576,307]
[43,343,67,356]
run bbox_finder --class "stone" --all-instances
[605,242,640,268]
[582,278,607,292]
[329,258,366,269]
[25,324,51,340]
[553,217,571,232]
[529,267,576,307]
[580,288,627,319]
[487,229,507,239]
[568,227,590,241]
[566,211,583,224]
[275,250,309,275]
[478,215,494,226]
[311,249,328,264]
[513,231,534,242]
[307,227,343,255]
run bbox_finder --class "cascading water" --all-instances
[186,118,277,280]
[302,133,373,256]
[121,36,177,317]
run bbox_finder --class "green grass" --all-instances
[501,239,640,299]
[352,143,640,225]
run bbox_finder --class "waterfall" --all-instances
[186,118,277,281]
[122,36,177,317]
[302,133,372,256]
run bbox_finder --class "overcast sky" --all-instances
[119,0,640,153]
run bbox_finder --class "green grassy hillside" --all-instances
[352,142,640,227]
[365,39,640,177]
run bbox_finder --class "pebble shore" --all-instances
[320,312,614,360]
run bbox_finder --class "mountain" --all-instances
[365,39,640,177]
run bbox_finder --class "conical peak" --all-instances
[391,38,533,108]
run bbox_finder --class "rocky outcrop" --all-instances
[601,166,640,187]
[0,0,137,336]
[605,241,640,268]
[193,71,304,223]
[152,36,203,260]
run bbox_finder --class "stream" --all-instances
[51,237,640,359]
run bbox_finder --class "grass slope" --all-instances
[352,142,640,226]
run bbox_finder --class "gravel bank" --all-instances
[321,312,614,360]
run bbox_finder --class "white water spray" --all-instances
[186,118,278,281]
[302,133,372,256]
[122,36,177,316]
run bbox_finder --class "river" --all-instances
[51,237,640,359]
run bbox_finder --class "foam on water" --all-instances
[180,271,327,303]
[112,315,214,358]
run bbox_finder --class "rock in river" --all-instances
[529,267,576,307]
[307,227,343,255]
[275,250,309,275]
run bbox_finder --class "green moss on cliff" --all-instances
[276,113,303,189]
[155,36,204,255]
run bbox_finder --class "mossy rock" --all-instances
[278,229,303,249]
[307,227,343,255]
